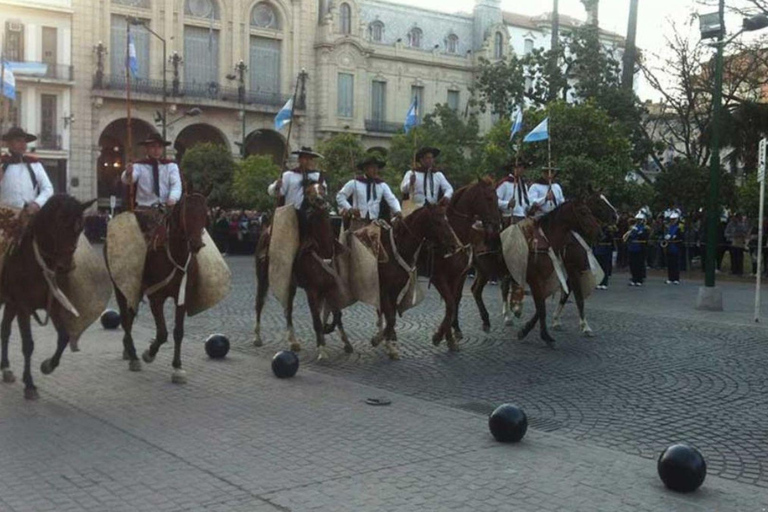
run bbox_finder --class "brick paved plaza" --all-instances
[2,255,768,511]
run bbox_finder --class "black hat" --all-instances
[291,146,324,159]
[139,133,171,146]
[357,155,386,171]
[415,146,440,161]
[1,127,36,143]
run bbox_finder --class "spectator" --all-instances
[594,224,616,289]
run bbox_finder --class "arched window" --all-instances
[494,32,503,59]
[409,27,422,48]
[185,0,219,19]
[446,34,459,54]
[251,2,279,29]
[339,3,351,35]
[369,21,384,42]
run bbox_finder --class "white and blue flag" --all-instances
[1,61,15,100]
[274,97,294,131]
[523,117,549,143]
[510,107,523,140]
[404,96,420,134]
[127,32,139,77]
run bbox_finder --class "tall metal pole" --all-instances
[549,0,559,102]
[622,0,639,90]
[161,36,167,154]
[126,21,134,212]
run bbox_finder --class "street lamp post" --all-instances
[227,61,248,157]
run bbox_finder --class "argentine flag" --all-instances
[523,117,549,143]
[509,107,523,140]
[274,97,294,131]
[127,33,139,77]
[404,96,419,134]
[1,61,15,100]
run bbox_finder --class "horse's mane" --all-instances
[537,200,575,235]
[449,177,493,208]
[31,194,82,236]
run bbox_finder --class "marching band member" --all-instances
[496,160,530,224]
[268,147,325,210]
[528,166,564,218]
[624,212,649,286]
[121,133,182,208]
[400,147,453,207]
[0,127,54,211]
[664,211,684,284]
[337,155,401,229]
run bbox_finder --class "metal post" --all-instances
[161,37,167,154]
[756,139,766,322]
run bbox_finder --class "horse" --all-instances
[254,183,351,359]
[515,200,602,346]
[0,195,96,399]
[112,191,209,384]
[429,178,501,348]
[550,192,619,336]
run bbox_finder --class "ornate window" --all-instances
[446,34,458,54]
[369,21,384,42]
[408,27,422,48]
[185,0,219,19]
[338,73,354,117]
[251,3,279,29]
[494,32,503,59]
[339,3,351,35]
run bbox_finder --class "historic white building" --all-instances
[1,0,625,207]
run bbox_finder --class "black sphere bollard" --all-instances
[657,444,707,493]
[488,403,528,443]
[205,334,230,359]
[272,350,299,379]
[100,309,121,330]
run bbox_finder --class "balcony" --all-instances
[93,74,292,108]
[365,119,403,134]
[10,61,73,82]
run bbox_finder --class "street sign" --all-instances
[759,138,767,182]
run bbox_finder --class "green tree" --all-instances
[316,133,366,195]
[653,159,737,215]
[180,142,235,207]
[231,155,281,211]
[737,176,761,219]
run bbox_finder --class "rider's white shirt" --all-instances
[121,160,182,207]
[400,169,453,207]
[336,178,401,220]
[528,182,564,217]
[0,160,54,209]
[268,170,322,210]
[496,176,531,218]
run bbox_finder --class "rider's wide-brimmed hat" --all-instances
[1,127,36,143]
[139,133,171,146]
[292,146,324,159]
[415,146,440,161]
[357,155,386,171]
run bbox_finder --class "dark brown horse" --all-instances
[430,178,501,349]
[254,183,350,359]
[0,195,96,399]
[516,200,601,346]
[113,192,209,383]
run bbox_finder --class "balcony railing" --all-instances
[93,73,291,108]
[365,119,403,134]
[11,61,73,82]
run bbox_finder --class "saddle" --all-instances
[350,221,389,263]
[134,207,168,251]
[517,218,550,253]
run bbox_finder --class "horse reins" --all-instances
[31,237,80,325]
[144,197,194,305]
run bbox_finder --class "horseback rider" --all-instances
[120,133,182,208]
[0,127,54,212]
[400,147,453,207]
[496,160,531,224]
[267,147,325,209]
[337,155,401,230]
[528,167,564,218]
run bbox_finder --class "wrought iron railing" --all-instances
[93,74,291,107]
[365,119,403,133]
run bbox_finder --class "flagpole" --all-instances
[126,21,134,212]
[0,33,7,138]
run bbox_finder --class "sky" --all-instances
[382,0,759,101]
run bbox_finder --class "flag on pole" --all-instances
[523,117,549,143]
[127,33,139,77]
[510,107,523,140]
[274,97,294,131]
[1,60,15,100]
[404,96,420,134]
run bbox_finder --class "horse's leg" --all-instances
[517,281,541,342]
[381,294,400,360]
[254,254,269,347]
[170,305,187,384]
[430,275,454,348]
[40,314,70,376]
[115,287,141,372]
[451,271,467,342]
[534,289,555,347]
[371,309,384,347]
[552,289,570,331]
[142,297,168,364]
[17,312,37,400]
[286,280,301,352]
[572,276,593,337]
[500,276,512,326]
[307,290,328,361]
[333,310,353,354]
[472,269,491,332]
[1,305,16,383]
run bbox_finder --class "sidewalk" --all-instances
[0,320,766,511]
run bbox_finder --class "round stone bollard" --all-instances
[205,334,230,359]
[657,443,707,493]
[488,403,528,443]
[100,309,121,330]
[272,350,299,379]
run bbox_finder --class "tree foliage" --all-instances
[653,159,736,215]
[180,142,235,207]
[316,133,366,195]
[231,155,281,211]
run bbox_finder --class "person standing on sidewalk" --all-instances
[594,224,616,289]
[664,212,684,284]
[725,213,750,276]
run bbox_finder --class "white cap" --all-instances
[635,212,646,220]
[670,212,680,220]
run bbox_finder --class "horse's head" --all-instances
[173,193,209,253]
[303,182,331,213]
[569,200,602,243]
[584,186,619,226]
[302,183,335,259]
[412,204,460,253]
[452,178,501,234]
[32,195,97,273]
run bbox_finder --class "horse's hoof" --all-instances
[516,330,526,341]
[122,351,130,360]
[40,359,55,375]
[317,347,329,361]
[541,334,556,347]
[289,342,302,353]
[582,329,595,338]
[370,334,383,347]
[447,340,461,352]
[552,323,563,331]
[171,369,187,384]
[2,369,15,383]
[128,360,142,372]
[504,317,514,327]
[343,344,354,354]
[387,350,401,361]
[69,341,80,353]
[24,387,39,400]
[141,350,155,364]
[453,330,463,341]
[432,332,443,346]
